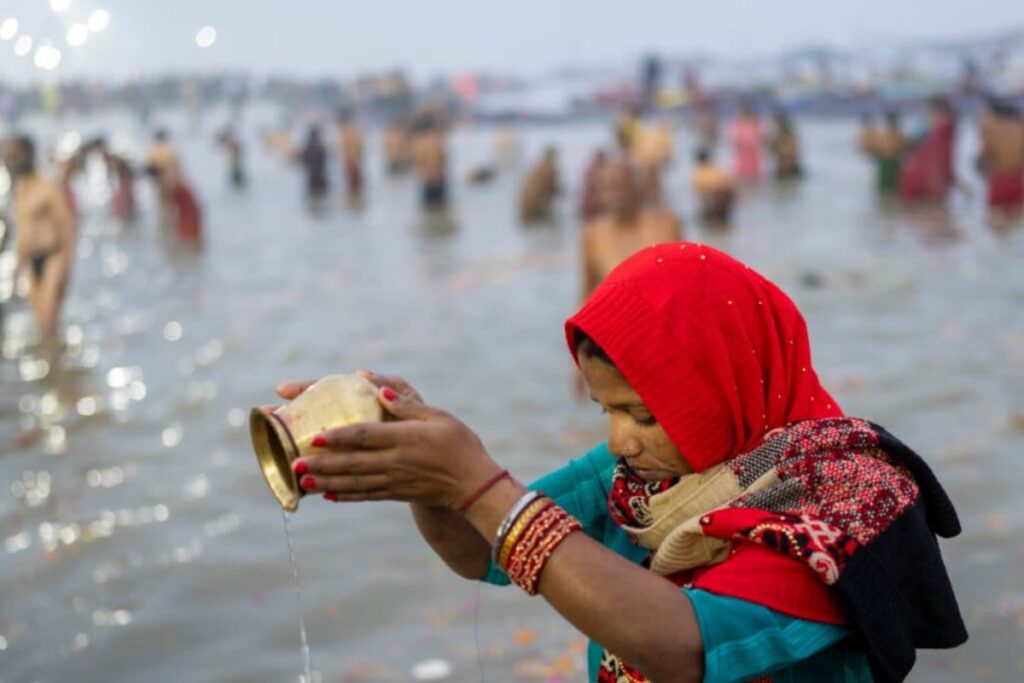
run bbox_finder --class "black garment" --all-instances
[422,179,447,208]
[301,143,328,197]
[836,424,968,682]
[30,247,59,282]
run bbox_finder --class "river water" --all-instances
[1,107,1022,682]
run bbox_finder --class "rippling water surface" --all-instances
[1,108,1022,682]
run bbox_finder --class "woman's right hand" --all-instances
[275,369,424,403]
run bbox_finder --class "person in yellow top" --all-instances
[691,148,735,223]
[3,135,77,343]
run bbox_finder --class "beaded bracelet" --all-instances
[504,500,559,573]
[504,504,582,595]
[519,515,580,594]
[498,497,552,570]
[490,490,543,566]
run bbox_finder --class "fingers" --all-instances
[356,369,424,403]
[377,386,441,421]
[314,421,415,450]
[323,491,392,503]
[294,450,393,476]
[299,473,392,495]
[276,379,317,400]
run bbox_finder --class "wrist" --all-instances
[463,478,527,542]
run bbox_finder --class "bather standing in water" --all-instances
[580,160,682,303]
[411,113,449,210]
[770,111,803,180]
[730,102,763,182]
[336,110,365,202]
[217,127,247,189]
[900,97,957,202]
[299,125,329,200]
[976,97,1024,215]
[579,149,609,222]
[3,135,77,343]
[691,148,735,223]
[519,146,561,223]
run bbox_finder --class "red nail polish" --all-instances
[311,436,326,448]
[293,461,308,476]
[300,475,316,490]
[382,387,397,402]
[324,492,338,502]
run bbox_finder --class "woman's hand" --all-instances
[292,386,503,510]
[275,368,424,403]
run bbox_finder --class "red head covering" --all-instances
[566,241,841,471]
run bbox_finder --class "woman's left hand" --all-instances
[293,388,503,509]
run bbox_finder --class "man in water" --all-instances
[3,135,77,342]
[146,129,202,240]
[146,129,181,213]
[336,111,365,202]
[411,113,449,210]
[632,120,674,206]
[580,160,682,301]
[382,119,411,176]
[691,148,735,223]
[579,149,609,222]
[299,125,329,200]
[770,111,803,180]
[976,97,1024,214]
[575,160,682,396]
[519,146,561,223]
[865,111,908,194]
[217,127,246,189]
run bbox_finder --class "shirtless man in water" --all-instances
[977,98,1024,213]
[146,129,181,213]
[580,160,683,301]
[336,110,365,201]
[411,113,449,210]
[575,160,682,395]
[3,135,76,341]
[519,146,561,223]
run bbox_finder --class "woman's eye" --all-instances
[635,415,657,426]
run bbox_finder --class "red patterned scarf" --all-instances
[598,418,920,683]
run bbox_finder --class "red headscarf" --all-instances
[567,242,849,623]
[566,241,841,472]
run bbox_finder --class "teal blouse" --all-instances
[482,443,873,682]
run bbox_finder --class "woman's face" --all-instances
[578,352,693,481]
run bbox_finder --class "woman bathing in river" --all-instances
[276,242,966,683]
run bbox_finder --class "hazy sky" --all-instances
[1,0,1022,83]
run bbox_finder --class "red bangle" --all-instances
[457,469,511,514]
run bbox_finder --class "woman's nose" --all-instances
[608,426,641,459]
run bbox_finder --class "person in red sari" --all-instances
[899,97,957,201]
[273,243,966,682]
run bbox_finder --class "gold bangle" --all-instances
[498,497,551,570]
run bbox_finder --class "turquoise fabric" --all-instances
[482,443,874,682]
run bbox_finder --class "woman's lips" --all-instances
[630,466,670,481]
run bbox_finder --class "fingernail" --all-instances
[382,387,397,402]
[310,436,326,448]
[300,475,316,490]
[324,493,338,502]
[293,460,308,476]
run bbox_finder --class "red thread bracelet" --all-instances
[458,469,511,514]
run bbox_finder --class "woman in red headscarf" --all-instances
[277,243,966,683]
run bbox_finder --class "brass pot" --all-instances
[250,374,384,511]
